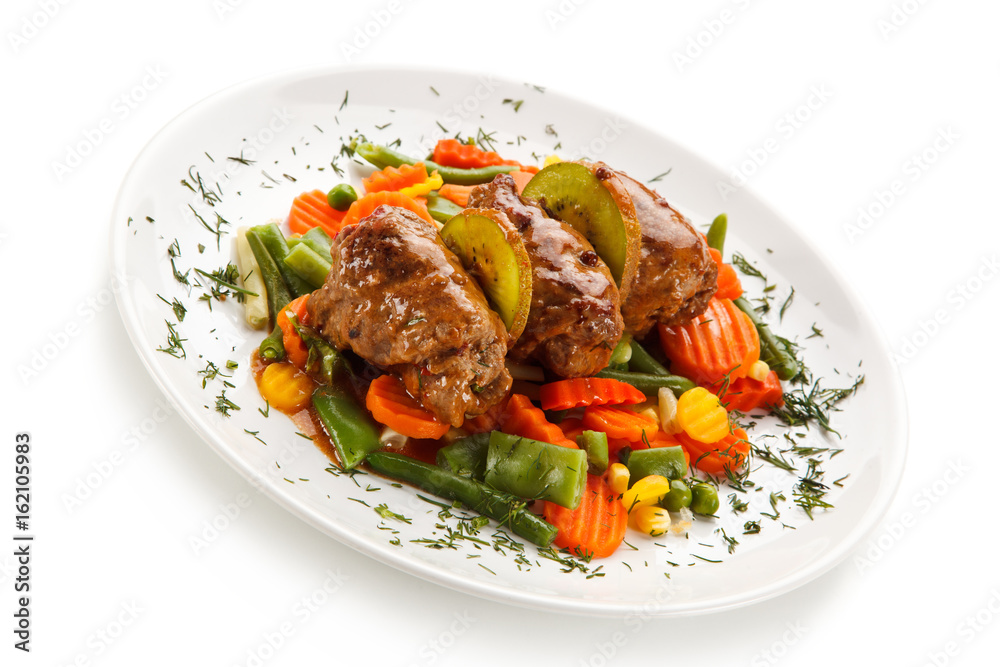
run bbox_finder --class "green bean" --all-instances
[425,192,464,223]
[734,297,800,381]
[356,142,517,185]
[595,368,695,398]
[706,213,727,254]
[250,223,313,299]
[245,227,293,323]
[365,451,558,547]
[627,340,669,376]
[327,183,358,211]
[283,243,331,290]
[300,226,333,258]
[620,446,687,482]
[609,336,633,366]
[485,432,587,510]
[436,432,490,479]
[258,325,285,361]
[313,384,381,470]
[576,430,609,475]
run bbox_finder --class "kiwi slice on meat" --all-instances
[522,161,640,299]
[440,208,533,345]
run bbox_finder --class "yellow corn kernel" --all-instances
[543,154,563,167]
[608,463,630,496]
[748,359,770,382]
[657,387,682,435]
[622,474,672,512]
[676,387,729,443]
[259,362,315,413]
[630,505,672,536]
[399,170,444,198]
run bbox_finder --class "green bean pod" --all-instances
[627,340,670,376]
[299,226,333,258]
[485,432,587,510]
[365,451,558,547]
[577,430,609,475]
[250,223,314,299]
[436,432,490,479]
[245,227,293,324]
[283,243,332,290]
[425,193,464,223]
[706,213,728,254]
[258,326,285,361]
[356,142,518,185]
[312,384,381,470]
[620,446,687,482]
[595,368,695,398]
[733,297,800,381]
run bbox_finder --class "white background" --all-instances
[3,0,998,665]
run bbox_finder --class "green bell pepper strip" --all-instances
[485,432,587,510]
[365,451,558,547]
[356,142,518,185]
[594,368,695,398]
[312,384,381,470]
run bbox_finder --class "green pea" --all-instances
[690,483,719,515]
[659,479,692,511]
[327,184,358,211]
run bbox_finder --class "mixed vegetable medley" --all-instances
[156,112,863,571]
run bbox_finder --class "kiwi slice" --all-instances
[522,161,640,298]
[440,208,533,344]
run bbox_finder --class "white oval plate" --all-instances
[112,66,907,617]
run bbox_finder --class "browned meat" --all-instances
[468,174,624,377]
[617,173,717,338]
[307,205,511,426]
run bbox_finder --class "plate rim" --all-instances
[111,63,909,617]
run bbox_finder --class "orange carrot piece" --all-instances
[339,190,434,229]
[544,474,628,559]
[658,297,760,386]
[275,295,310,370]
[508,170,535,193]
[674,427,750,476]
[719,371,784,413]
[581,405,658,443]
[539,377,646,411]
[461,397,508,434]
[365,374,450,440]
[558,417,586,442]
[362,162,429,194]
[288,190,347,236]
[437,183,475,207]
[501,394,578,448]
[708,248,743,300]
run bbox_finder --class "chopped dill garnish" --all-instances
[772,374,865,435]
[214,389,240,416]
[429,85,439,96]
[374,504,412,524]
[156,320,186,358]
[339,90,349,111]
[779,287,795,322]
[743,520,761,534]
[195,264,257,303]
[648,168,672,183]
[157,294,187,321]
[502,98,524,112]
